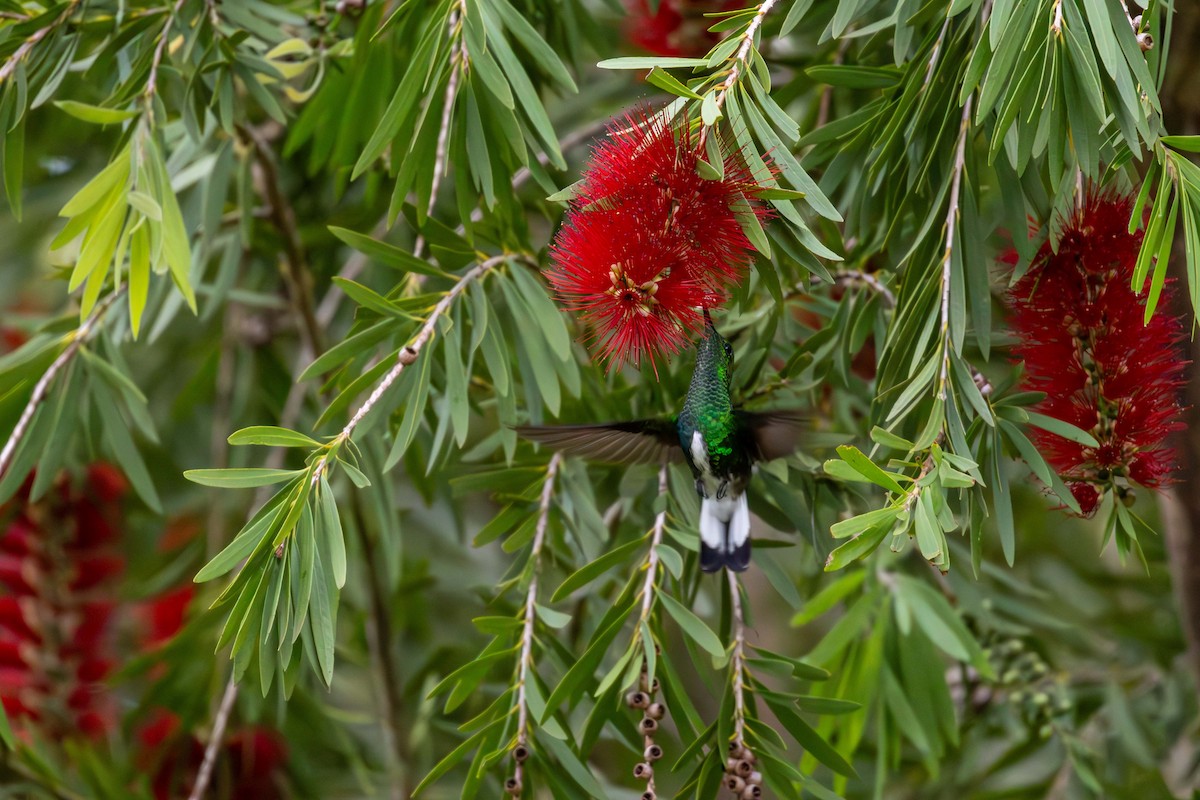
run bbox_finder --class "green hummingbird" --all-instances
[517,312,803,573]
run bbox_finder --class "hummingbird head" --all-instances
[695,309,734,387]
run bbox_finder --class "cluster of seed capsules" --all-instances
[723,740,764,799]
[626,667,667,800]
[985,635,1074,739]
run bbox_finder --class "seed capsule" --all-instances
[639,717,658,734]
[644,744,663,761]
[626,691,650,709]
[633,762,653,780]
[641,792,656,800]
[646,702,666,720]
[725,775,746,793]
[741,785,763,799]
[504,776,522,795]
[734,759,753,778]
[513,744,530,763]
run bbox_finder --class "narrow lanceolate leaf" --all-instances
[328,226,455,279]
[657,593,725,658]
[228,426,322,448]
[184,468,305,488]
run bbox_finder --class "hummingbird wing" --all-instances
[515,420,683,465]
[739,411,808,463]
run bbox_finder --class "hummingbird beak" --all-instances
[702,307,715,331]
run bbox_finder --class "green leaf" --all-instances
[195,484,292,582]
[54,100,140,125]
[551,537,646,602]
[597,57,709,69]
[184,468,305,488]
[328,226,455,280]
[658,592,725,658]
[761,693,858,778]
[646,66,702,99]
[228,426,322,448]
[804,64,902,88]
[1022,411,1100,447]
[834,445,907,494]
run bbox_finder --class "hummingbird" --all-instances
[517,312,803,573]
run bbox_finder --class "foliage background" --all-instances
[0,0,1198,799]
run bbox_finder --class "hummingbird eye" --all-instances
[723,341,733,359]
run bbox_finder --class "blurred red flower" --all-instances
[625,0,740,57]
[547,112,769,370]
[138,710,287,800]
[1009,192,1187,514]
[0,466,127,739]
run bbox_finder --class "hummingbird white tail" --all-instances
[698,493,751,573]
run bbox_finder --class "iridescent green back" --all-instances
[677,324,743,473]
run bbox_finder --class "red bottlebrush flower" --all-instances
[625,0,739,58]
[138,710,288,800]
[0,465,126,739]
[547,112,770,369]
[1009,192,1187,512]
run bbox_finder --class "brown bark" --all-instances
[1158,3,1200,685]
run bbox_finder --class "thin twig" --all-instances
[727,568,748,748]
[310,253,514,487]
[187,675,239,800]
[414,2,468,262]
[937,96,973,400]
[708,0,781,117]
[0,0,80,84]
[0,288,125,480]
[513,452,563,787]
[245,126,325,357]
[145,0,189,107]
[639,463,670,625]
[806,270,897,307]
[924,12,954,88]
[1051,0,1064,34]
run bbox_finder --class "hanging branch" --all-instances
[186,676,239,800]
[937,96,973,401]
[415,0,468,262]
[629,462,670,800]
[722,569,763,799]
[0,286,125,480]
[144,0,189,108]
[0,0,81,84]
[310,252,518,487]
[506,452,562,795]
[709,0,781,115]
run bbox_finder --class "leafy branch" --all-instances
[0,286,125,481]
[507,452,562,796]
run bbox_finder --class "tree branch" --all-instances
[709,0,781,116]
[727,568,748,748]
[245,126,325,357]
[187,674,239,800]
[311,253,515,486]
[0,287,125,480]
[511,452,562,791]
[0,0,80,85]
[145,0,189,108]
[937,96,973,400]
[414,1,468,262]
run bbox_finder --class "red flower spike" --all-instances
[0,466,126,739]
[1009,191,1187,513]
[547,111,770,369]
[625,0,741,58]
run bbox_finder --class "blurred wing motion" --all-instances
[740,411,808,463]
[516,420,684,465]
